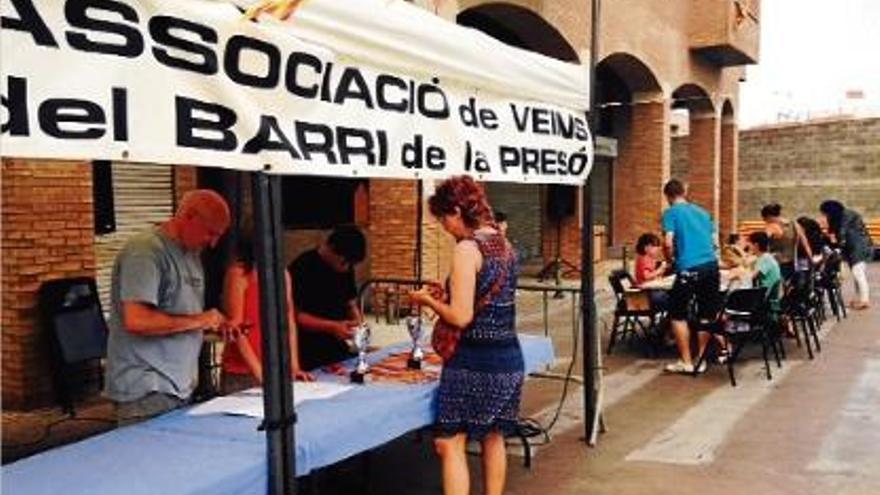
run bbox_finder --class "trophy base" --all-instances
[406,358,422,370]
[350,370,366,384]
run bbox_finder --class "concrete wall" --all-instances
[738,117,880,222]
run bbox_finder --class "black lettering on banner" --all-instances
[149,15,218,75]
[1,76,30,136]
[38,98,106,139]
[319,61,334,102]
[285,51,321,98]
[336,126,375,165]
[532,108,550,134]
[417,78,449,119]
[574,116,589,141]
[225,35,280,88]
[464,141,490,173]
[498,146,518,174]
[510,104,529,132]
[459,98,478,127]
[1,0,59,47]
[175,96,237,150]
[540,148,556,175]
[375,75,408,113]
[65,0,144,58]
[402,134,446,170]
[295,121,337,164]
[521,147,540,175]
[111,87,127,141]
[568,147,590,175]
[554,112,574,139]
[479,108,498,130]
[242,115,300,159]
[333,67,374,109]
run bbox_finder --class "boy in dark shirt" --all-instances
[288,225,366,370]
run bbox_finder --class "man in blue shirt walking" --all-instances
[661,179,720,374]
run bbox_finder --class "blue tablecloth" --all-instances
[4,334,554,495]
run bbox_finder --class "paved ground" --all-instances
[4,262,879,495]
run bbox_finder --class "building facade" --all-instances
[1,0,760,409]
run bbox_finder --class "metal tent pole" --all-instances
[252,172,297,495]
[582,0,602,446]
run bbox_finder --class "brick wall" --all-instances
[2,159,97,410]
[612,101,671,247]
[687,115,721,220]
[719,121,739,237]
[739,117,880,222]
[368,180,418,279]
[671,136,689,180]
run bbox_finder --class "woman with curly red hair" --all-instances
[410,175,521,495]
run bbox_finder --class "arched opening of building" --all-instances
[457,3,579,272]
[595,53,665,248]
[669,83,719,221]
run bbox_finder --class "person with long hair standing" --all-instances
[410,176,521,495]
[820,200,872,310]
[221,236,312,394]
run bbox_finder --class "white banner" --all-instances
[1,0,592,184]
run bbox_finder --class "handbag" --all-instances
[431,247,511,361]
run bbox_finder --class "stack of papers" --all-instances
[187,382,353,418]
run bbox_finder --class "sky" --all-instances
[739,0,880,128]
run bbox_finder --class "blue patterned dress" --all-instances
[435,232,523,440]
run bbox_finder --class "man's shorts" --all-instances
[668,262,721,322]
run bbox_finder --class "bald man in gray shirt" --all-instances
[105,190,232,424]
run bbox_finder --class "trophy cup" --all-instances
[405,314,426,369]
[349,323,371,384]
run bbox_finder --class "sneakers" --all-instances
[664,360,707,374]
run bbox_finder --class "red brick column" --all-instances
[613,100,670,246]
[368,180,417,279]
[687,113,721,221]
[2,159,97,409]
[719,119,739,239]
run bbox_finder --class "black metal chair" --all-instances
[38,277,109,415]
[816,250,847,322]
[606,269,664,356]
[782,270,821,360]
[693,286,781,387]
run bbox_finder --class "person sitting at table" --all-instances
[221,235,312,394]
[634,233,670,311]
[661,179,720,374]
[761,203,812,279]
[730,232,783,315]
[288,225,366,370]
[409,175,521,495]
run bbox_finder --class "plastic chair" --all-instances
[38,277,109,415]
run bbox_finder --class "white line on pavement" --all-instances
[625,360,804,465]
[807,358,880,477]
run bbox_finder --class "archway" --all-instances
[596,53,666,247]
[669,83,720,220]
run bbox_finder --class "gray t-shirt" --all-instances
[105,229,205,402]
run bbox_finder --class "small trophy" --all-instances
[349,323,371,384]
[405,314,426,369]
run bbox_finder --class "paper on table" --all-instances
[187,382,353,418]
